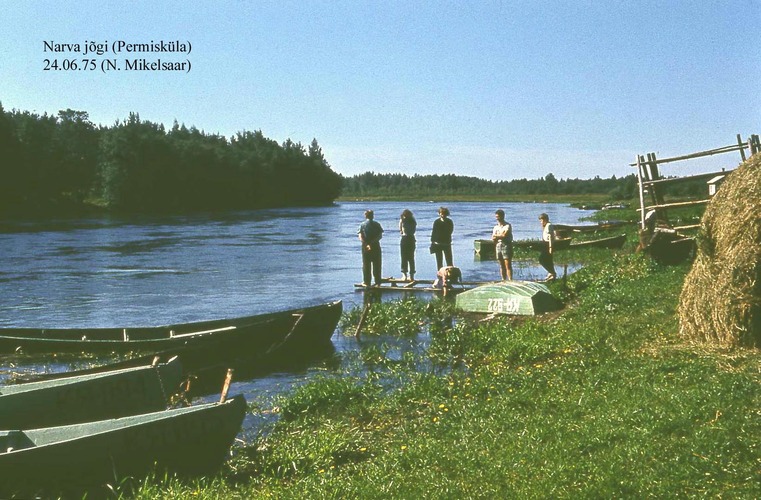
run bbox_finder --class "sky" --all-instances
[1,0,759,181]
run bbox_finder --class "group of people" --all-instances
[358,207,558,287]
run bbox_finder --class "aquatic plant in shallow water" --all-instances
[339,297,454,337]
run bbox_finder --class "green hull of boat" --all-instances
[0,395,246,496]
[0,357,182,429]
[455,281,562,315]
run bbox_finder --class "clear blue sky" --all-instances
[2,1,759,180]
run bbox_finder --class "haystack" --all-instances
[678,154,761,348]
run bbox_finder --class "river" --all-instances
[0,201,589,434]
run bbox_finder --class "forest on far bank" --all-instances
[0,104,710,217]
[0,104,342,216]
[340,170,707,201]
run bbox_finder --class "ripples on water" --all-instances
[0,201,590,419]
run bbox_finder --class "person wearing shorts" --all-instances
[492,209,513,280]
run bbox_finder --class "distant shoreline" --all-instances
[336,193,612,206]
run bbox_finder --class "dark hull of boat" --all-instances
[475,238,572,258]
[476,234,624,259]
[8,301,342,392]
[553,220,629,235]
[0,300,342,356]
[0,395,246,497]
[568,234,627,249]
[646,237,696,265]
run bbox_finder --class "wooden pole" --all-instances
[636,155,646,228]
[355,304,371,338]
[637,199,710,210]
[628,143,749,166]
[642,169,732,187]
[647,152,670,225]
[220,368,234,403]
[645,153,658,207]
[737,134,747,162]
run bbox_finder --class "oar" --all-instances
[355,304,371,338]
[220,368,234,403]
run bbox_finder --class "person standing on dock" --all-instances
[399,209,417,281]
[538,213,557,281]
[358,210,384,286]
[492,209,513,280]
[430,206,454,271]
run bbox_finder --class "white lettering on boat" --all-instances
[486,297,520,314]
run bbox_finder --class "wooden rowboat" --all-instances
[0,300,342,356]
[553,220,630,235]
[474,237,572,258]
[455,281,562,315]
[0,356,182,430]
[568,233,627,249]
[645,234,696,265]
[9,301,342,393]
[475,234,625,258]
[0,395,246,497]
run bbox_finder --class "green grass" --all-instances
[124,253,760,499]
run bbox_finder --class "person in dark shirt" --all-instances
[399,209,417,281]
[538,212,557,281]
[430,206,454,271]
[358,210,384,286]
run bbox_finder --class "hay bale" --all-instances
[678,153,761,348]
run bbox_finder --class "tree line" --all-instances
[341,172,641,199]
[0,104,342,216]
[341,169,710,200]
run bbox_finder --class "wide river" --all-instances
[0,201,589,432]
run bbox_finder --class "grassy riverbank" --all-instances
[128,251,759,498]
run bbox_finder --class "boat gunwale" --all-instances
[1,394,246,452]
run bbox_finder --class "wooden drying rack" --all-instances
[632,134,760,230]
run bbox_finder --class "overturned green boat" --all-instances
[455,281,562,315]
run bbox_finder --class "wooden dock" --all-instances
[354,277,555,294]
[354,277,467,294]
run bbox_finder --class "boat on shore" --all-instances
[475,233,625,259]
[553,220,630,237]
[474,237,572,258]
[0,395,246,497]
[455,281,563,316]
[568,233,627,249]
[0,356,182,430]
[8,301,342,392]
[0,300,342,356]
[644,232,696,265]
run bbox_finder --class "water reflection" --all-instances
[0,201,591,429]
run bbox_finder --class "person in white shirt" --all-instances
[491,209,513,280]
